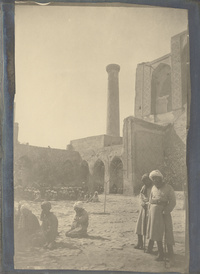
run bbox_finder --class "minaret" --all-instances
[106,64,120,137]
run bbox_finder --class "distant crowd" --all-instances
[14,182,103,202]
[109,184,123,194]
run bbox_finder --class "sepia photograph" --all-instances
[13,2,190,272]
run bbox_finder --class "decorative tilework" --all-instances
[142,64,152,116]
[171,35,182,110]
[135,64,143,118]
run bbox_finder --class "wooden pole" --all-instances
[104,181,107,213]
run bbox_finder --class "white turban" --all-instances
[149,170,163,181]
[20,204,31,214]
[73,201,84,209]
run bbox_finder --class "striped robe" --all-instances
[135,185,152,236]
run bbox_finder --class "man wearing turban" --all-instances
[90,191,100,203]
[65,201,89,238]
[147,170,176,262]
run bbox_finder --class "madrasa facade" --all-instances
[14,30,189,195]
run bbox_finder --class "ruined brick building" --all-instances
[14,30,189,195]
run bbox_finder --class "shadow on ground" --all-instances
[84,235,110,241]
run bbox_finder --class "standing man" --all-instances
[147,170,176,262]
[135,173,154,252]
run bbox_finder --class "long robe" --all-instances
[147,183,176,245]
[16,211,40,248]
[135,185,152,235]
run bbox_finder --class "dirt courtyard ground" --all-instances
[14,193,188,273]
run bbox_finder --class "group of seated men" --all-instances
[15,200,89,250]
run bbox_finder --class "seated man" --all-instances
[90,191,100,202]
[65,201,89,238]
[40,201,58,249]
[15,204,40,249]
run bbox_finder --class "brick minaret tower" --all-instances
[106,64,120,137]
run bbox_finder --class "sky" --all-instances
[15,4,188,149]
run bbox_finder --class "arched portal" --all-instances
[181,42,190,106]
[80,160,89,183]
[93,159,105,194]
[151,63,172,114]
[109,157,123,194]
[63,160,74,186]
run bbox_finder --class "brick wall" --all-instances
[123,116,168,195]
[14,143,82,188]
[135,130,164,181]
[71,134,122,152]
[71,135,105,151]
[163,117,187,190]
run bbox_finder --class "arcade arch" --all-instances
[63,160,74,186]
[151,63,172,114]
[109,157,123,194]
[93,159,105,194]
[80,160,89,183]
[181,42,190,107]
